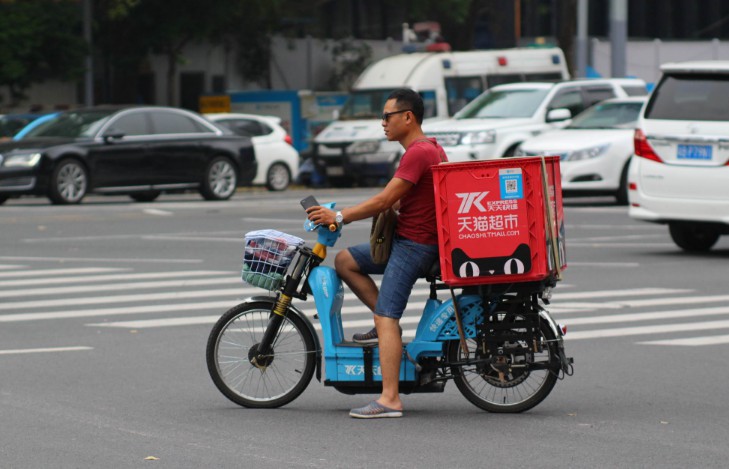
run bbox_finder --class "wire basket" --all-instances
[241,229,305,291]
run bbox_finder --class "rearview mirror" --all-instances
[546,108,571,123]
[102,128,126,143]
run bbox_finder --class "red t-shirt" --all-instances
[393,138,447,245]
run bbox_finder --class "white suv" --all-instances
[423,78,647,161]
[629,61,729,251]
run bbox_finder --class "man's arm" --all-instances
[306,177,413,226]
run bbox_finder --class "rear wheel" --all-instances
[48,159,88,205]
[615,161,630,206]
[449,312,559,413]
[669,223,720,252]
[206,302,317,408]
[200,156,237,200]
[265,162,291,191]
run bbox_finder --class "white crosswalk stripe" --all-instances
[1,263,729,347]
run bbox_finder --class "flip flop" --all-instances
[349,400,403,419]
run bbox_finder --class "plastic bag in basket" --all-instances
[241,229,304,290]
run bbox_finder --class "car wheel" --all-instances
[615,161,630,206]
[669,223,720,252]
[265,162,291,191]
[0,195,8,205]
[130,191,161,202]
[200,156,237,200]
[502,144,520,157]
[48,159,88,205]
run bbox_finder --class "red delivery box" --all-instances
[432,156,566,287]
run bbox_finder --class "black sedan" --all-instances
[0,106,257,205]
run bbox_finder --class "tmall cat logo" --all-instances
[456,192,489,214]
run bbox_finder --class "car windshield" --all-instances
[22,110,117,138]
[567,101,644,129]
[455,88,549,119]
[339,90,393,120]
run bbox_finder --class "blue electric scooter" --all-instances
[206,200,573,412]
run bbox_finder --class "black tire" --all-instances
[0,195,8,205]
[669,223,720,252]
[615,160,630,206]
[502,144,520,158]
[206,301,317,408]
[265,162,291,191]
[200,156,237,200]
[449,312,560,413]
[48,159,88,205]
[129,191,161,202]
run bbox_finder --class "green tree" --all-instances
[0,0,87,107]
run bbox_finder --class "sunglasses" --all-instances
[381,109,412,122]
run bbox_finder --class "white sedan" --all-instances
[206,113,300,191]
[515,97,647,205]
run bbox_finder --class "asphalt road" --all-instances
[1,189,728,468]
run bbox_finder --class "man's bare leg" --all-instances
[374,315,403,410]
[335,249,378,312]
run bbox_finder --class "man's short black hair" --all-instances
[387,88,424,124]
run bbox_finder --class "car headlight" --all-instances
[2,152,42,168]
[349,140,381,154]
[460,130,495,145]
[565,144,610,161]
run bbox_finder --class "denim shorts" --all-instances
[348,236,439,319]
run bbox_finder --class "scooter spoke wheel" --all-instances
[206,302,316,408]
[449,313,559,413]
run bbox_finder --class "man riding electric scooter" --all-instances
[305,88,448,418]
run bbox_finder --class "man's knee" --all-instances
[334,249,358,277]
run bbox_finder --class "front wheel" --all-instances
[48,159,88,204]
[200,156,237,200]
[206,301,317,408]
[449,313,560,413]
[265,162,291,191]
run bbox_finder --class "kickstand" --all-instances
[449,287,469,358]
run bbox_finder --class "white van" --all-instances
[629,61,729,251]
[312,47,569,184]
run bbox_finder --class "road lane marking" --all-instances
[565,305,729,326]
[565,262,640,268]
[0,267,126,279]
[143,235,242,243]
[0,256,202,264]
[638,335,729,346]
[0,276,239,298]
[552,288,692,300]
[0,301,240,322]
[0,346,93,355]
[0,265,28,270]
[565,319,729,340]
[143,209,173,216]
[0,288,252,310]
[0,270,234,287]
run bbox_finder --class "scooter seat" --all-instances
[423,259,441,282]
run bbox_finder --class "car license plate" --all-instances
[326,166,344,176]
[677,144,712,160]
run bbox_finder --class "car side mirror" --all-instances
[546,108,572,123]
[102,128,125,143]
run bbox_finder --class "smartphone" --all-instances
[300,195,319,211]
